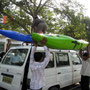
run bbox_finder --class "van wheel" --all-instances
[49,87,59,90]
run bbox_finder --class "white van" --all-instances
[0,37,22,52]
[0,45,82,90]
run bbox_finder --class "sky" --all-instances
[53,0,90,17]
[79,0,90,17]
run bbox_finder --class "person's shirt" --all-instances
[30,46,51,89]
[81,58,90,76]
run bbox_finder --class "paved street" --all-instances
[62,86,81,90]
[61,84,81,90]
[62,84,90,90]
[0,85,89,90]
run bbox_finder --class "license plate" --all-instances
[2,76,13,84]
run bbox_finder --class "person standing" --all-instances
[79,46,90,90]
[30,38,51,90]
[6,39,11,52]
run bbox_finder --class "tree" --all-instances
[53,0,87,39]
[0,0,87,41]
[82,17,90,42]
[0,0,52,34]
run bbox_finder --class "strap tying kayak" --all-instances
[72,40,79,49]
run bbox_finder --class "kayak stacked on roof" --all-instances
[0,29,33,43]
[0,29,88,50]
[32,33,89,50]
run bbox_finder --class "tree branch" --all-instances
[37,0,50,13]
[26,0,33,16]
[36,0,42,12]
[0,10,31,34]
[29,0,37,18]
[30,0,33,3]
[10,0,32,16]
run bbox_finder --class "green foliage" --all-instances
[53,0,87,40]
[0,0,52,34]
[82,17,90,42]
[0,0,89,41]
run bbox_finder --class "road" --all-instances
[62,84,90,90]
[0,84,89,90]
[62,86,81,90]
[0,85,81,90]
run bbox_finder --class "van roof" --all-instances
[10,45,77,53]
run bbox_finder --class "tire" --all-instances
[49,87,59,90]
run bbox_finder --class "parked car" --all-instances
[0,45,82,90]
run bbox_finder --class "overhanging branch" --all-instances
[37,0,50,13]
[0,10,31,34]
[26,0,33,16]
[36,0,42,13]
[10,0,32,16]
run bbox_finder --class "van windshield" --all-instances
[2,49,28,66]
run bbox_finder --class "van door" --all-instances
[0,48,30,90]
[56,53,72,88]
[70,53,82,83]
[44,52,57,89]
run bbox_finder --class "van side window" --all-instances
[36,52,54,68]
[56,53,70,67]
[2,49,28,66]
[46,53,54,68]
[70,54,81,65]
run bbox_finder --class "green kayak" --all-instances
[32,33,89,50]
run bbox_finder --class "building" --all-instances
[0,35,23,52]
